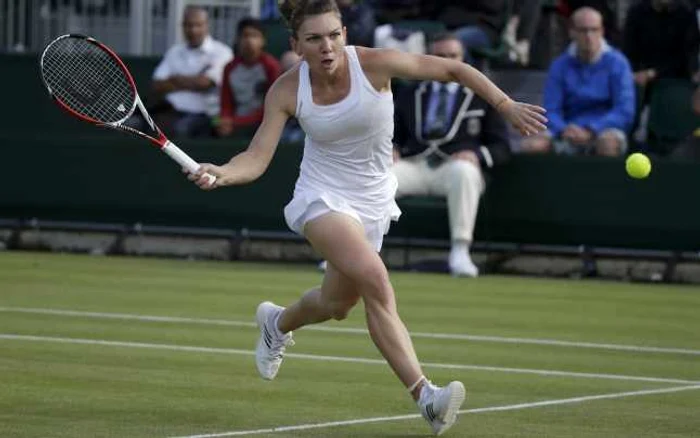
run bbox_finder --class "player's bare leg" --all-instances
[303,213,465,435]
[303,212,424,388]
[277,263,360,332]
[255,226,361,381]
[255,212,465,435]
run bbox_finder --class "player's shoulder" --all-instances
[275,64,300,93]
[354,45,407,79]
[267,64,300,111]
[355,46,395,66]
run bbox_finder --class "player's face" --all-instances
[183,11,209,48]
[238,27,265,60]
[295,13,346,73]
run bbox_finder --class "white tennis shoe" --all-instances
[449,251,479,278]
[255,301,294,380]
[418,380,467,436]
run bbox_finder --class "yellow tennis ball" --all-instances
[625,153,651,179]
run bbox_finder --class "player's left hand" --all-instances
[498,99,547,136]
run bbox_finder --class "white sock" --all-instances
[272,310,286,337]
[450,241,469,260]
[408,375,427,393]
[417,380,437,404]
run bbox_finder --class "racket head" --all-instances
[39,34,138,126]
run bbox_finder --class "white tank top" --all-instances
[294,46,398,222]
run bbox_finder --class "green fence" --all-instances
[2,133,699,251]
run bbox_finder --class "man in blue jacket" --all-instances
[521,7,635,156]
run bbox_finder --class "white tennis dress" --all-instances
[283,46,401,251]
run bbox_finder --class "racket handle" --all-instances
[162,141,216,186]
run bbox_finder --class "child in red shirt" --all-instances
[218,18,281,137]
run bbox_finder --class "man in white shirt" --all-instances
[151,6,233,137]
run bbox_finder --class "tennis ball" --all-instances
[625,153,651,179]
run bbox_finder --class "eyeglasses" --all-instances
[573,26,602,34]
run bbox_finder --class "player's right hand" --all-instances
[184,163,223,190]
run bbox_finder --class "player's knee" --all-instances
[596,133,623,157]
[328,297,359,321]
[357,263,392,302]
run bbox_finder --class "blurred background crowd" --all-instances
[3,0,697,160]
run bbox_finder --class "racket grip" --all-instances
[162,141,216,186]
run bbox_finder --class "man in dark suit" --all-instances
[393,32,511,277]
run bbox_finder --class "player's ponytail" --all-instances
[277,0,341,37]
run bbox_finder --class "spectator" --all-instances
[392,33,511,277]
[670,85,700,160]
[150,6,233,137]
[521,7,635,156]
[433,0,507,62]
[561,0,621,46]
[218,18,281,137]
[623,0,699,96]
[259,0,281,20]
[367,0,426,23]
[503,0,544,66]
[337,0,377,47]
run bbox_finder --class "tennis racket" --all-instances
[39,34,215,185]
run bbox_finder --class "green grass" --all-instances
[0,251,699,438]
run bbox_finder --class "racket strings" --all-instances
[41,37,135,124]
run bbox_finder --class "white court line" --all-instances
[1,306,698,356]
[171,384,700,438]
[1,334,698,385]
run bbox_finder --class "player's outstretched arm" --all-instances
[365,48,547,136]
[188,75,294,190]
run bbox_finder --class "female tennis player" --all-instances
[188,0,546,434]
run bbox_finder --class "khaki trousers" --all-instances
[393,158,485,242]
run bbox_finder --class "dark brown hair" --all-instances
[278,0,342,37]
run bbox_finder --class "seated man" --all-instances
[393,33,511,277]
[503,0,544,66]
[671,85,700,161]
[337,0,377,47]
[150,6,233,138]
[432,0,506,63]
[218,18,281,137]
[623,0,699,139]
[624,0,698,87]
[521,7,635,156]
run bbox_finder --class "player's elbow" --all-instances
[446,60,468,84]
